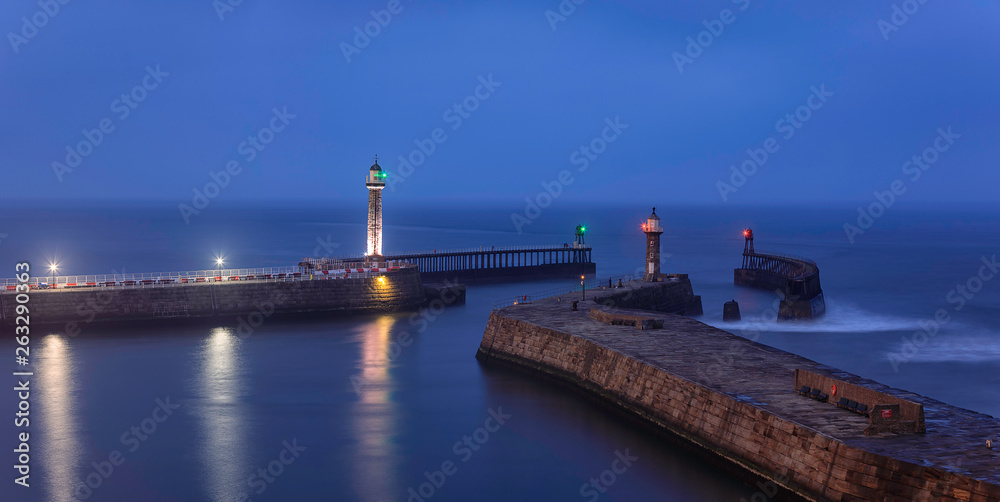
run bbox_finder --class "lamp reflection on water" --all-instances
[38,335,81,502]
[196,327,249,501]
[353,315,399,500]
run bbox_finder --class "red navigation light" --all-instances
[742,229,749,238]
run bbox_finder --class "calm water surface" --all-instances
[2,202,998,501]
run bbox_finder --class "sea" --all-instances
[2,200,998,502]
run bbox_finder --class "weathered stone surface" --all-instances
[588,307,662,330]
[477,281,1000,501]
[590,275,703,316]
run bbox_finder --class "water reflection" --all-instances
[38,335,81,502]
[195,328,248,502]
[352,315,399,500]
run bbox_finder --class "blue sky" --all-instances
[2,0,998,207]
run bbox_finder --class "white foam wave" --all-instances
[704,300,925,334]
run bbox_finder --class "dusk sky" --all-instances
[2,1,998,206]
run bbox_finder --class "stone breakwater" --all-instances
[476,281,1000,501]
[1,267,426,327]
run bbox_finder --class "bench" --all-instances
[798,386,828,403]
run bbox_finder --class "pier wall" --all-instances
[1,267,426,326]
[734,268,825,321]
[590,274,703,316]
[795,369,925,433]
[476,309,1000,501]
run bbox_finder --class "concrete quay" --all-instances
[476,280,1000,501]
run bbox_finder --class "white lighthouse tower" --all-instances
[366,157,386,258]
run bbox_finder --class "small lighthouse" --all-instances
[741,228,754,269]
[366,157,386,258]
[642,207,663,282]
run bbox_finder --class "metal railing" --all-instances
[743,250,818,280]
[387,244,590,257]
[1,263,415,292]
[492,272,639,310]
[298,259,412,270]
[750,250,818,269]
[314,244,592,261]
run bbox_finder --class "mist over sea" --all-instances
[2,200,998,501]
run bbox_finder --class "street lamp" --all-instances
[581,274,586,301]
[216,257,225,274]
[49,263,58,288]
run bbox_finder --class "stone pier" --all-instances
[476,280,1000,501]
[1,267,427,327]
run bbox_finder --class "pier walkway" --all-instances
[479,280,1000,500]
